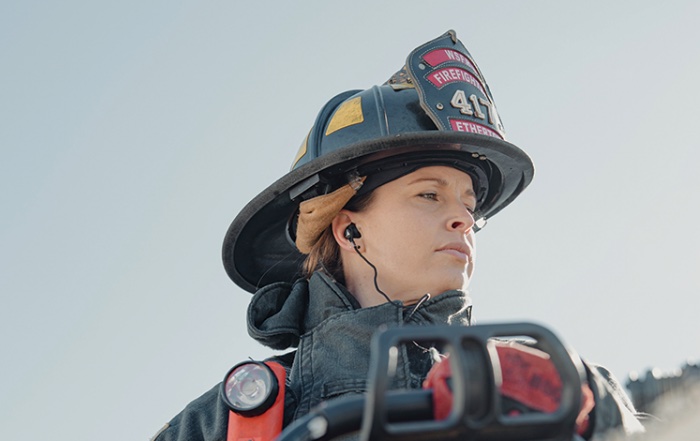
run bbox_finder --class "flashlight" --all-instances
[221,361,280,416]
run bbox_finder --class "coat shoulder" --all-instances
[151,384,228,441]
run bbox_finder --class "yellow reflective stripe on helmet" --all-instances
[325,96,363,136]
[290,130,310,170]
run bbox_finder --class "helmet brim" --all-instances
[222,131,534,293]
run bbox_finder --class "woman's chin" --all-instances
[435,272,470,293]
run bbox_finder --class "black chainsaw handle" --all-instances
[277,323,586,441]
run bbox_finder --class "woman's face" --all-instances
[342,165,476,304]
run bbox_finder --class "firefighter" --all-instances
[151,31,644,441]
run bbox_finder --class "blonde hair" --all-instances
[302,227,342,280]
[301,191,375,281]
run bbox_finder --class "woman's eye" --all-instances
[419,192,438,201]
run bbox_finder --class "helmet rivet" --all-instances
[418,63,426,70]
[436,103,444,110]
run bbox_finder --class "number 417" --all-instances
[450,90,496,125]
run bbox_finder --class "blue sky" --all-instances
[2,1,699,439]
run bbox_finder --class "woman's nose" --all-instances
[447,203,476,232]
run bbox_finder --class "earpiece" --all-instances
[344,223,361,243]
[343,222,397,308]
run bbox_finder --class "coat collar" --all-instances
[247,272,472,350]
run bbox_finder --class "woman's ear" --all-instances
[331,210,358,251]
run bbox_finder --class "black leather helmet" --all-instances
[223,30,534,293]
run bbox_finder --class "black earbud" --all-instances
[345,222,400,310]
[344,223,361,243]
[343,222,397,309]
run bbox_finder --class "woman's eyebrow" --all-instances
[406,177,476,197]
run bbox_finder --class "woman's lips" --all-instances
[437,244,470,262]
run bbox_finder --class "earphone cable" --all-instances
[352,244,400,308]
